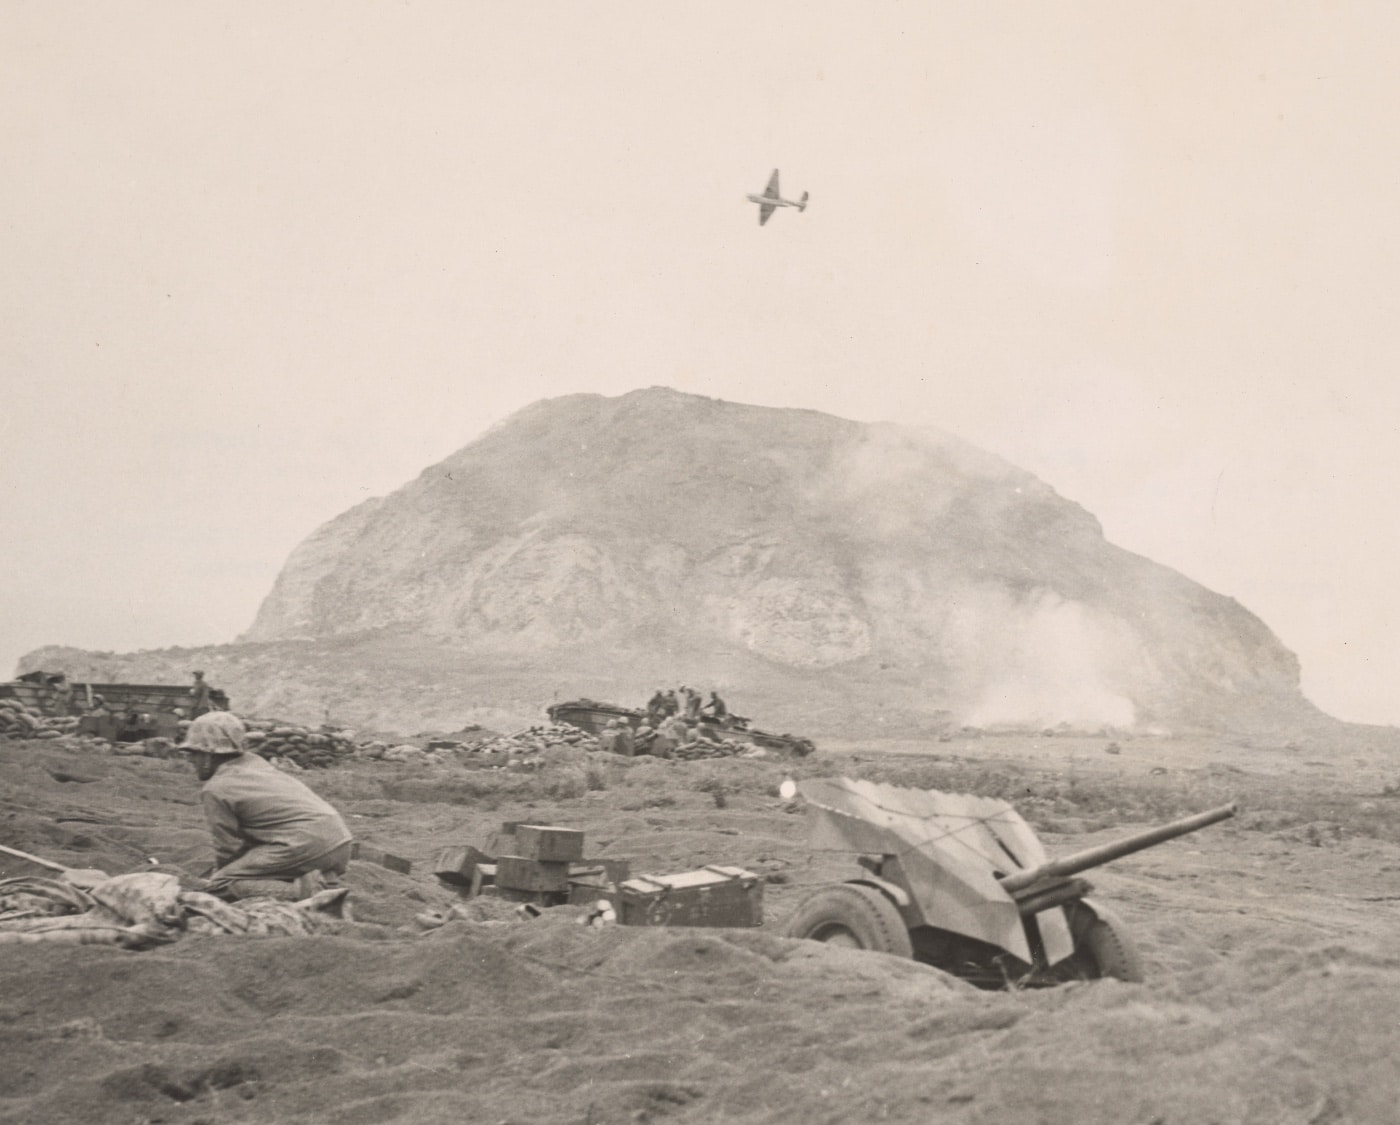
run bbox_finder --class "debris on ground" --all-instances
[0,871,351,948]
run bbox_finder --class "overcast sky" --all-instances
[3,3,1399,725]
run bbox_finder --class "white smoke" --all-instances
[953,588,1137,729]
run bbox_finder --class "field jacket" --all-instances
[201,752,352,867]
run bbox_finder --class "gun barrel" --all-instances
[1000,802,1237,893]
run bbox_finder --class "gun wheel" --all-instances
[782,883,913,958]
[1049,902,1145,984]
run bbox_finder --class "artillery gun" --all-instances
[783,777,1235,988]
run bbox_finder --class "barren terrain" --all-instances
[4,723,1400,1124]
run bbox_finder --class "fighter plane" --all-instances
[747,169,808,226]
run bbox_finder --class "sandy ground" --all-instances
[4,726,1400,1124]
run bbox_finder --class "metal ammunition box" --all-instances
[615,865,763,928]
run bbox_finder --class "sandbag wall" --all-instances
[243,721,359,769]
[0,699,81,740]
[357,723,598,766]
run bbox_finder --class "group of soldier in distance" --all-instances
[595,685,736,758]
[19,668,225,730]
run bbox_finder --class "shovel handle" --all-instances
[0,842,70,873]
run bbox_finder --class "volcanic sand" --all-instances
[4,727,1400,1124]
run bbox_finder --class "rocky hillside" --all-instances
[20,389,1326,737]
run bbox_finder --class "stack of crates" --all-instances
[433,823,594,906]
[495,824,584,904]
[430,823,761,927]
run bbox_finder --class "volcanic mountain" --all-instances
[146,385,1307,737]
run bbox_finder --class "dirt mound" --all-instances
[5,728,1400,1122]
[5,917,1397,1124]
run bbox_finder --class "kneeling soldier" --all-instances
[179,711,353,900]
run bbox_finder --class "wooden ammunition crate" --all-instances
[485,824,519,857]
[567,859,631,905]
[615,865,763,928]
[495,855,571,893]
[351,842,412,875]
[514,825,585,863]
[572,858,631,884]
[432,845,494,887]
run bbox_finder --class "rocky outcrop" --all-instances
[218,388,1314,734]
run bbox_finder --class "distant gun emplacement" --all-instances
[1,672,229,744]
[783,777,1236,988]
[547,698,815,759]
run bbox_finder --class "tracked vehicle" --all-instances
[547,699,815,757]
[783,777,1235,987]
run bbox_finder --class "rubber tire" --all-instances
[1070,903,1145,983]
[783,883,914,958]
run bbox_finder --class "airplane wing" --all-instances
[758,202,777,226]
[764,169,780,199]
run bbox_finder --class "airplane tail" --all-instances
[798,191,809,212]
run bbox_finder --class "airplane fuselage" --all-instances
[747,193,803,209]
